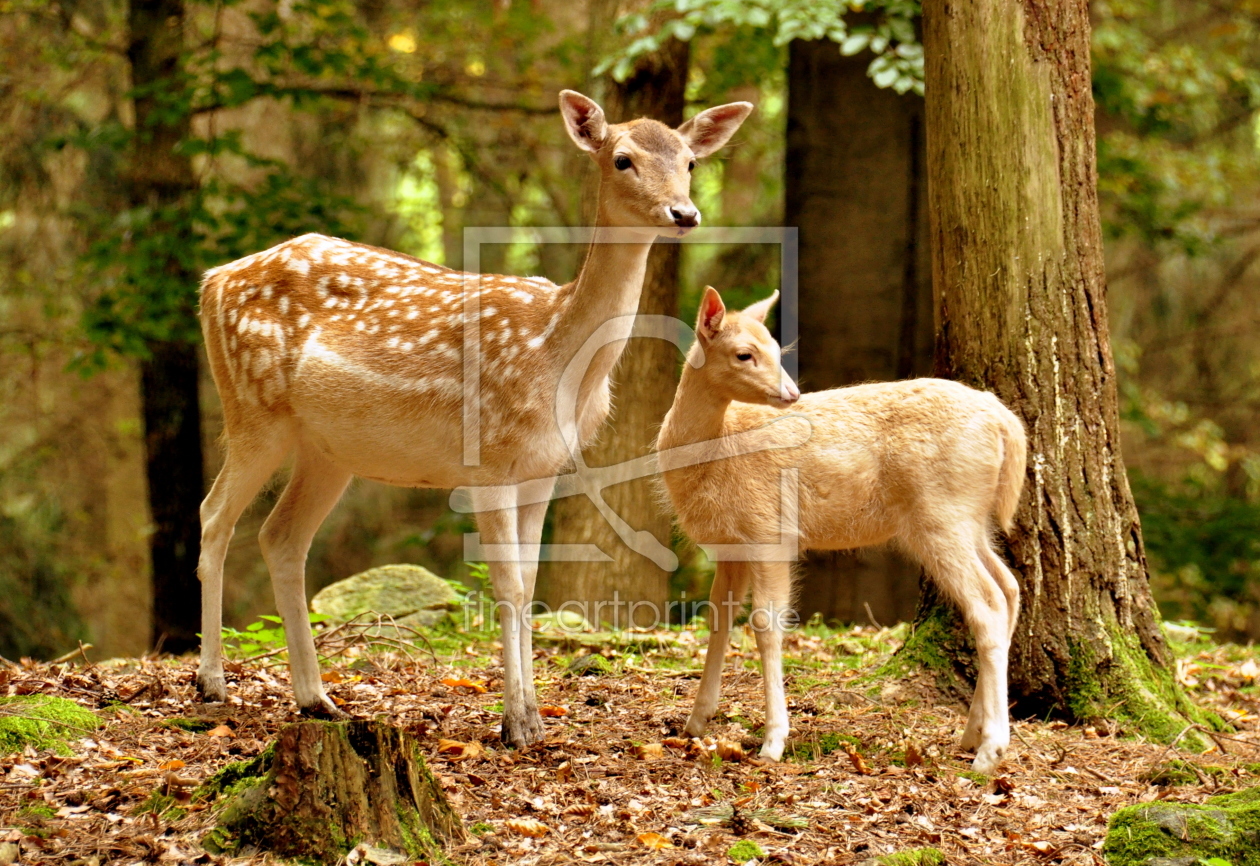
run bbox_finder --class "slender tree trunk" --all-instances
[127,0,204,654]
[785,40,933,627]
[539,34,689,626]
[917,0,1206,735]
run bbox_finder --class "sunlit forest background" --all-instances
[0,0,1257,661]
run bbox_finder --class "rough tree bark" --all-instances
[538,33,689,626]
[786,40,933,627]
[915,0,1210,736]
[203,720,463,859]
[127,0,204,654]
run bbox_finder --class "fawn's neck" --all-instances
[659,357,733,450]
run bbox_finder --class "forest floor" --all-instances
[2,619,1260,866]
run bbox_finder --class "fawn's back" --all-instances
[661,378,1022,550]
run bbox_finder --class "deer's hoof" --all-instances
[299,696,349,721]
[501,711,545,748]
[196,674,228,704]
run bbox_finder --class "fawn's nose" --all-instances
[780,376,801,405]
[670,205,700,228]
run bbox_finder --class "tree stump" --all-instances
[203,720,463,860]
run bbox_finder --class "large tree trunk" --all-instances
[127,0,204,654]
[539,33,689,626]
[917,0,1207,736]
[785,40,933,627]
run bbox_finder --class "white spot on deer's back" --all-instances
[279,296,290,316]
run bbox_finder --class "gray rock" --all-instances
[311,564,461,628]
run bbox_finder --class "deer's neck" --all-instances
[547,207,656,383]
[659,359,733,450]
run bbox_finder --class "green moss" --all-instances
[162,717,216,733]
[470,822,494,836]
[727,839,766,861]
[18,803,56,820]
[786,731,861,762]
[0,695,100,756]
[1141,759,1228,787]
[1069,621,1224,751]
[868,605,973,701]
[871,848,946,866]
[958,770,990,786]
[1104,787,1260,865]
[135,792,187,822]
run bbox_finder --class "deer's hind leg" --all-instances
[257,442,352,717]
[686,560,750,738]
[197,427,291,703]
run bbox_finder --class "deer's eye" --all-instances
[614,155,632,171]
[688,160,696,172]
[736,351,753,362]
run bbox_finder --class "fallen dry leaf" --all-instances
[440,677,487,694]
[158,760,185,771]
[539,705,568,717]
[905,742,924,767]
[845,744,871,775]
[321,670,344,684]
[505,818,550,837]
[663,736,690,750]
[206,725,234,739]
[716,739,745,762]
[436,739,483,761]
[633,743,664,760]
[563,803,596,820]
[636,832,674,850]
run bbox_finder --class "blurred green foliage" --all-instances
[599,0,923,95]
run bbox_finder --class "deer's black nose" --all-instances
[670,205,699,228]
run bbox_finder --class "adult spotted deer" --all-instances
[195,92,752,746]
[657,287,1026,773]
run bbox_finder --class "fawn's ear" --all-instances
[742,290,780,324]
[697,286,727,342]
[678,102,754,158]
[560,90,608,154]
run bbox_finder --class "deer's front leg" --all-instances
[476,495,544,748]
[515,478,555,730]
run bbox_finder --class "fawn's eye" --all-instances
[688,160,696,172]
[614,155,632,170]
[736,351,753,362]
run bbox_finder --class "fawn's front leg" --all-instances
[686,561,750,737]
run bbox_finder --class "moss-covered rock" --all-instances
[311,564,461,628]
[1104,786,1260,865]
[0,695,100,755]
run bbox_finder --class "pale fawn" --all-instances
[656,287,1026,773]
[195,91,752,746]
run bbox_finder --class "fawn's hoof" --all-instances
[971,742,1006,775]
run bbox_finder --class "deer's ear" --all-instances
[696,286,727,342]
[742,290,780,324]
[678,102,754,158]
[560,90,608,154]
